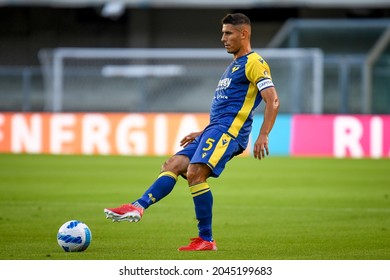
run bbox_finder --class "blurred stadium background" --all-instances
[0,0,389,157]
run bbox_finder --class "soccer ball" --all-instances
[57,220,92,252]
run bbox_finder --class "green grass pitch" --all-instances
[0,154,389,260]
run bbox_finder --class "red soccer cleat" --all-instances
[104,204,144,223]
[178,237,217,251]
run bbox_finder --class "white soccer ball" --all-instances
[57,220,92,252]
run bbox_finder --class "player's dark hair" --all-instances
[221,13,251,26]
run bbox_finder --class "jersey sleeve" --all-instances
[245,56,274,92]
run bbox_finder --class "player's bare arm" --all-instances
[253,87,280,160]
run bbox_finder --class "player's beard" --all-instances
[226,47,239,56]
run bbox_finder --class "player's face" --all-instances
[221,24,244,55]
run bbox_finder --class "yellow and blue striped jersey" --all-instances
[209,51,274,149]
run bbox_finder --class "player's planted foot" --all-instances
[178,237,217,251]
[104,204,144,222]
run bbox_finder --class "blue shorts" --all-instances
[176,127,244,178]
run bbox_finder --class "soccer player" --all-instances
[104,13,280,251]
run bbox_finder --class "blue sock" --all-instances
[190,182,213,242]
[133,171,178,209]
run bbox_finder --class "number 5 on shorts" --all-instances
[203,138,215,151]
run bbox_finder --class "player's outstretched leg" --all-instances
[104,171,178,222]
